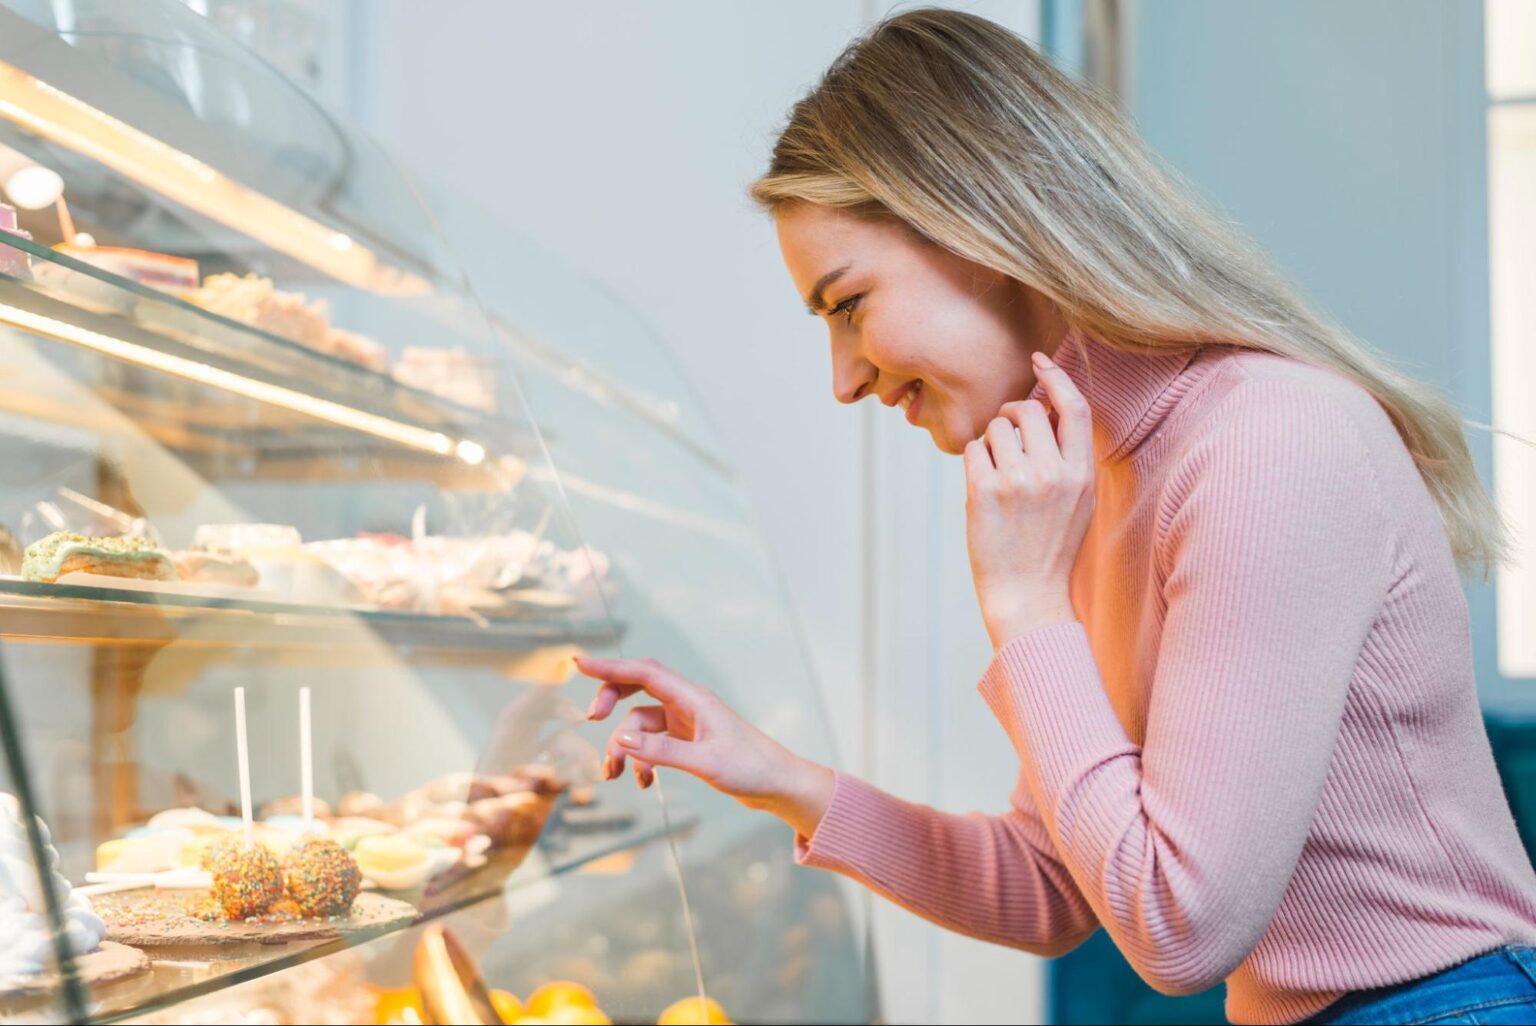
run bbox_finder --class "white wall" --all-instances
[337,2,1045,1024]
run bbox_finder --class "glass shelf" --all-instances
[70,805,696,1024]
[0,578,619,666]
[0,228,532,478]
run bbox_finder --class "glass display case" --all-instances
[0,2,872,1022]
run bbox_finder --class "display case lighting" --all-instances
[0,60,431,296]
[0,142,62,210]
[0,300,491,462]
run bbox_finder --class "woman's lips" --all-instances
[904,382,924,425]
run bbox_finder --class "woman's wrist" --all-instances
[985,592,1076,649]
[747,753,835,839]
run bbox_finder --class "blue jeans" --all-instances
[1307,945,1536,1025]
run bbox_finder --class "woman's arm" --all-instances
[980,380,1394,994]
[796,767,1099,956]
[578,656,1099,956]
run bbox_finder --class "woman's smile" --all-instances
[883,380,925,424]
[902,381,924,424]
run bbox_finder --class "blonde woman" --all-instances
[577,9,1536,1025]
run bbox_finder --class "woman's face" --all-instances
[774,203,1065,454]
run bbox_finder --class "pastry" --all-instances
[194,525,358,605]
[322,326,390,373]
[352,835,433,890]
[52,242,199,294]
[508,763,567,797]
[402,818,480,849]
[463,791,552,849]
[173,549,260,588]
[207,841,285,919]
[183,272,330,350]
[305,536,427,612]
[146,806,222,830]
[393,347,496,411]
[419,772,509,806]
[259,795,332,820]
[328,817,396,849]
[283,838,361,918]
[22,531,178,584]
[336,791,385,818]
[96,828,194,873]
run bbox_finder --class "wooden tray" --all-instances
[0,940,149,997]
[97,889,417,947]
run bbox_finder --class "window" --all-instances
[1488,0,1536,677]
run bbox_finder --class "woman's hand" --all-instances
[964,349,1096,650]
[576,655,835,839]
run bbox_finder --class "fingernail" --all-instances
[1033,350,1052,366]
[640,770,654,789]
[616,732,639,749]
[586,700,599,720]
[601,756,613,780]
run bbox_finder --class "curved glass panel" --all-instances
[431,187,872,1023]
[0,1,870,1023]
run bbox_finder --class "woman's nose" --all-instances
[832,358,876,405]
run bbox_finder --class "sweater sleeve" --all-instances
[796,769,1099,956]
[978,381,1394,995]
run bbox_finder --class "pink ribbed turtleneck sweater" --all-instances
[797,335,1536,1024]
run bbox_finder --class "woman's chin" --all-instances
[933,427,966,455]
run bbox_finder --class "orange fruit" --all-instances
[491,989,524,1022]
[524,981,599,1018]
[657,995,733,1025]
[547,1006,612,1025]
[373,985,423,1024]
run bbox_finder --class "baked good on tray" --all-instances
[183,272,330,350]
[21,532,178,584]
[180,273,391,373]
[96,836,415,946]
[171,549,260,588]
[393,346,496,411]
[52,243,199,294]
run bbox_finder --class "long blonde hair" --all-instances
[751,7,1506,575]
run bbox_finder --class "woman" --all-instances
[578,10,1536,1025]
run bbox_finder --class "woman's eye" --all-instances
[830,295,862,326]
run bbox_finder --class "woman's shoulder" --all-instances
[1180,345,1405,455]
[1161,345,1436,552]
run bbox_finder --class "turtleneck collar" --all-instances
[1028,332,1206,462]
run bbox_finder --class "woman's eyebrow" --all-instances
[805,265,851,314]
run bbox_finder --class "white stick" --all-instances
[300,687,314,833]
[77,878,152,898]
[235,686,253,848]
